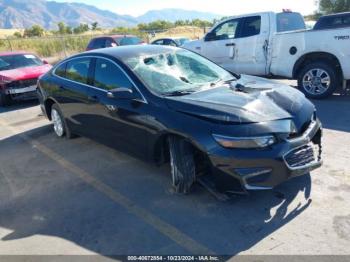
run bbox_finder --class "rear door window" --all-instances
[117,37,142,46]
[153,39,164,45]
[276,12,306,32]
[55,62,67,78]
[163,39,177,46]
[239,16,261,38]
[105,38,117,47]
[93,58,133,91]
[66,58,91,84]
[90,38,106,49]
[344,16,350,26]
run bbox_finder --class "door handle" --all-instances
[88,95,99,102]
[226,43,236,47]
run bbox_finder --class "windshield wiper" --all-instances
[179,76,192,84]
[161,89,197,97]
[210,78,237,87]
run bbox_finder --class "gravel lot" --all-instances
[0,82,350,259]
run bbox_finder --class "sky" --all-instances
[54,0,318,16]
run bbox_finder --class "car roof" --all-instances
[0,51,32,56]
[92,35,137,39]
[154,37,188,40]
[319,12,350,18]
[84,45,179,60]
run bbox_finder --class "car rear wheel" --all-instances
[0,93,12,107]
[51,104,75,139]
[168,136,196,194]
[298,62,338,99]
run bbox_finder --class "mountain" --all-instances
[0,0,138,29]
[0,0,221,29]
[136,8,221,23]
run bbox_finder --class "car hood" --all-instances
[166,75,315,129]
[0,64,52,83]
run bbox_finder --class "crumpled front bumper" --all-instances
[206,119,323,193]
[4,85,37,95]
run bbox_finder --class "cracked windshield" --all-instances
[126,50,234,95]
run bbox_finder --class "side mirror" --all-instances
[43,60,49,65]
[204,32,216,42]
[107,87,135,99]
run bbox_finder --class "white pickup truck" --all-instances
[183,11,350,99]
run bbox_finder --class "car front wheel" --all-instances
[168,136,196,194]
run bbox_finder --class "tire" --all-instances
[168,136,196,194]
[0,93,12,107]
[51,103,75,139]
[297,62,339,99]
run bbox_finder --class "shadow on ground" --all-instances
[0,100,39,114]
[0,125,312,256]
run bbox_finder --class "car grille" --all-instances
[6,78,38,89]
[284,144,316,168]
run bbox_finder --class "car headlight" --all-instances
[213,134,276,149]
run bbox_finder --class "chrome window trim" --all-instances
[52,55,148,104]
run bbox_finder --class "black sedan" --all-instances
[37,45,323,195]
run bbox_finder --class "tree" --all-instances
[191,19,212,28]
[174,20,186,27]
[66,26,73,34]
[13,31,22,38]
[57,22,67,35]
[91,22,99,31]
[24,25,45,37]
[138,20,174,31]
[319,0,350,14]
[73,23,89,34]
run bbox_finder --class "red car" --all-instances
[0,51,52,106]
[86,35,144,51]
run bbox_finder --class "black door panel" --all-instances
[83,58,153,159]
[52,57,92,135]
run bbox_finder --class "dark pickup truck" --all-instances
[314,12,350,30]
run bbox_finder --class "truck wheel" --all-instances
[168,136,196,194]
[51,103,75,139]
[298,62,338,99]
[0,93,12,107]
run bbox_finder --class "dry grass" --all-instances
[0,29,24,37]
[149,26,207,41]
[0,26,208,60]
[0,34,93,58]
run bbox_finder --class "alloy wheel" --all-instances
[302,68,331,96]
[51,109,64,137]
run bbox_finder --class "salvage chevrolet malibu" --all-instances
[37,45,323,195]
